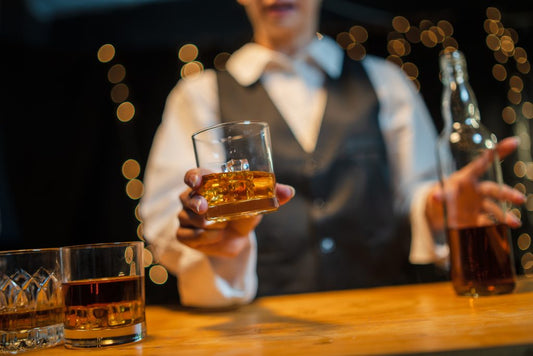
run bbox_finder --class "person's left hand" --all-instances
[425,136,526,231]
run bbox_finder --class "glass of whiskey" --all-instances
[192,121,279,222]
[60,241,146,348]
[0,248,64,353]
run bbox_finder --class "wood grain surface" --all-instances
[32,279,533,355]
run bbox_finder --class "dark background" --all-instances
[1,0,532,303]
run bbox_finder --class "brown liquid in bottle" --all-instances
[447,224,515,296]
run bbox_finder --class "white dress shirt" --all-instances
[140,36,447,307]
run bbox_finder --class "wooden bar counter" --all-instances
[35,279,533,355]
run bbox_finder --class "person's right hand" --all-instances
[177,168,295,258]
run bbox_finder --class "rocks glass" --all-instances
[192,121,279,222]
[60,241,146,348]
[0,248,64,353]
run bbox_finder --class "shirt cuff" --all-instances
[156,235,257,308]
[409,182,449,266]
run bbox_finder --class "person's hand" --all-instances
[177,168,295,258]
[426,136,526,231]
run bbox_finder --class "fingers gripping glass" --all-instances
[192,121,279,222]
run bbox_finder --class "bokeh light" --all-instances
[180,61,204,78]
[122,159,141,180]
[97,44,115,63]
[107,64,126,84]
[126,179,144,200]
[149,265,169,285]
[178,43,199,63]
[117,101,135,122]
[111,83,129,103]
[214,52,231,71]
[143,248,154,268]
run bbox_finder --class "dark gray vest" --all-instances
[217,57,412,296]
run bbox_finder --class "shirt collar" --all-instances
[226,35,344,87]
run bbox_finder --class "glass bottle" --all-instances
[436,49,516,296]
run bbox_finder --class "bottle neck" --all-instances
[440,50,480,126]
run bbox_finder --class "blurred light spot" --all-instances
[178,43,198,63]
[111,83,129,103]
[505,28,519,44]
[402,62,419,79]
[117,101,135,122]
[387,31,403,41]
[518,233,531,250]
[126,179,144,200]
[388,39,406,56]
[135,204,142,222]
[522,102,533,119]
[347,43,366,61]
[124,246,134,264]
[442,38,458,50]
[392,16,410,33]
[316,32,324,40]
[107,64,126,84]
[492,64,507,81]
[507,89,521,105]
[509,75,523,93]
[97,44,115,63]
[405,26,421,43]
[521,252,533,270]
[450,132,461,143]
[336,32,354,49]
[143,248,153,267]
[386,55,403,67]
[419,19,433,31]
[494,50,508,63]
[502,106,516,124]
[180,61,204,78]
[430,26,445,43]
[527,194,533,211]
[500,36,515,54]
[486,7,501,21]
[349,25,368,43]
[420,30,438,47]
[149,265,168,285]
[517,61,531,74]
[514,183,526,194]
[510,208,521,220]
[485,34,500,51]
[484,19,499,35]
[122,159,141,180]
[214,52,231,71]
[437,20,453,37]
[514,161,527,178]
[137,223,144,240]
[514,47,528,64]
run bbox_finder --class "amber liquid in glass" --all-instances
[447,224,516,296]
[0,307,64,331]
[62,275,145,347]
[198,171,279,221]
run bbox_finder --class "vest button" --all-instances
[320,237,336,254]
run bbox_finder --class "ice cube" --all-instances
[221,158,250,173]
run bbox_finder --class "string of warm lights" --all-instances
[97,43,169,286]
[482,7,533,276]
